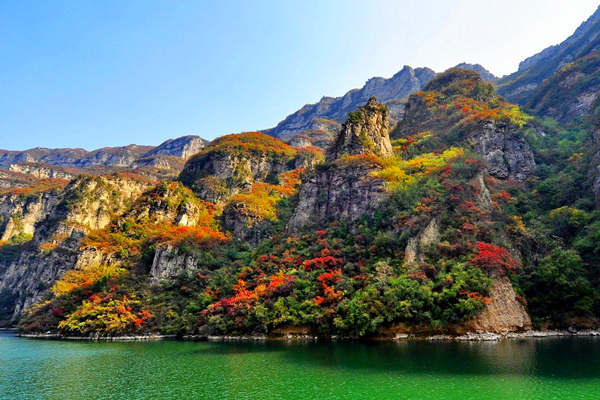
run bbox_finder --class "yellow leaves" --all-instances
[200,132,298,159]
[52,264,126,296]
[371,147,464,190]
[227,169,305,222]
[335,153,384,168]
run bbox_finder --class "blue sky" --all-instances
[1,0,598,150]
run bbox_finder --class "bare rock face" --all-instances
[472,121,535,181]
[142,135,207,160]
[150,244,198,284]
[287,162,387,230]
[221,202,274,247]
[8,163,76,180]
[326,97,393,162]
[461,277,532,333]
[288,98,391,230]
[404,218,440,265]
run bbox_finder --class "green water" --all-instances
[2,331,600,399]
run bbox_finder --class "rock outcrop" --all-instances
[472,121,535,181]
[395,69,536,182]
[461,277,532,333]
[150,244,198,284]
[179,132,320,202]
[8,163,77,180]
[326,97,393,161]
[288,98,390,230]
[404,218,440,265]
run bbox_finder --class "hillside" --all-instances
[4,5,600,338]
[4,68,597,338]
[497,5,600,104]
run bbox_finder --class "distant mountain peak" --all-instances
[263,65,435,145]
[453,63,498,82]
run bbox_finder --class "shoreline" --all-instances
[15,329,600,342]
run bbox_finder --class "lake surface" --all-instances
[2,331,600,399]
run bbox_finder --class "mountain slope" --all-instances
[497,5,600,104]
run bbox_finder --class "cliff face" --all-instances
[0,175,153,325]
[326,97,393,161]
[288,98,391,230]
[472,121,535,181]
[460,277,532,333]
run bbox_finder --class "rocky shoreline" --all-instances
[16,330,600,342]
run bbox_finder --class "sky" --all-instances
[1,0,599,151]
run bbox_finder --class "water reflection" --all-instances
[3,331,600,400]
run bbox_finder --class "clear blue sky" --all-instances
[1,0,598,150]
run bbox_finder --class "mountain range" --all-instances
[2,5,600,340]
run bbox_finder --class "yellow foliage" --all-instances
[52,264,126,296]
[371,147,464,189]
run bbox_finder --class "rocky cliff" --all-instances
[179,132,320,202]
[460,277,532,334]
[0,174,153,325]
[288,97,391,230]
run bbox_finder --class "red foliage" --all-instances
[303,255,343,271]
[470,242,521,273]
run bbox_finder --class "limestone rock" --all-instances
[326,97,393,161]
[472,121,535,181]
[461,277,532,333]
[150,244,198,284]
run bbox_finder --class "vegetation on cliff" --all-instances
[10,66,600,336]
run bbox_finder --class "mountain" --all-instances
[263,65,436,144]
[1,69,552,337]
[264,63,499,148]
[454,63,498,82]
[0,135,207,171]
[497,5,600,104]
[525,51,600,123]
[6,8,600,340]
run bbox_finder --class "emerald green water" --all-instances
[2,331,600,399]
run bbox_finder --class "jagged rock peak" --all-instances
[325,97,393,162]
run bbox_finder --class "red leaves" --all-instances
[303,255,343,271]
[492,190,513,202]
[470,242,521,274]
[317,269,342,286]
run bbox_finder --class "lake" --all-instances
[1,330,600,399]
